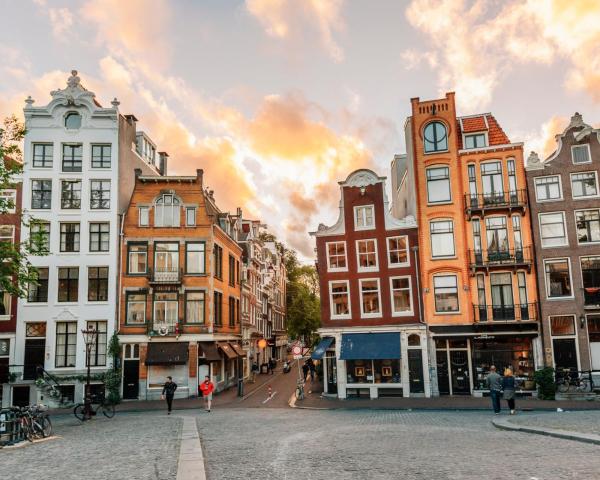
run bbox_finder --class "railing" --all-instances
[473,303,537,322]
[469,247,532,269]
[35,366,74,407]
[148,322,179,336]
[149,267,182,283]
[464,189,528,213]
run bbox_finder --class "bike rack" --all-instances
[0,409,26,447]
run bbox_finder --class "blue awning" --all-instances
[339,333,401,360]
[311,337,334,360]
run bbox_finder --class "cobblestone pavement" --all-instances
[506,411,600,436]
[1,413,181,480]
[196,409,600,480]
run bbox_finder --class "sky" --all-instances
[1,0,600,261]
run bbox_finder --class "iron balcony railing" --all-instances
[468,247,533,270]
[473,302,538,323]
[149,267,182,284]
[148,321,179,336]
[464,189,528,215]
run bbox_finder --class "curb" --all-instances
[492,417,600,446]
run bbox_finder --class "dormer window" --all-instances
[572,144,591,164]
[154,194,180,227]
[65,112,81,130]
[464,133,487,149]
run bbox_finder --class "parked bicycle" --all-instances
[10,405,52,442]
[73,394,115,421]
[556,369,592,393]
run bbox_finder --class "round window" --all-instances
[65,112,82,129]
[424,121,448,153]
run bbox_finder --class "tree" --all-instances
[0,115,46,298]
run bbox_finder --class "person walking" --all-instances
[269,358,276,375]
[161,376,177,415]
[485,365,502,415]
[502,368,517,415]
[199,375,215,412]
[308,359,316,382]
[302,361,310,382]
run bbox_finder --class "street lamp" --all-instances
[81,326,97,421]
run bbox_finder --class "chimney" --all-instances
[124,114,138,126]
[196,169,204,185]
[158,152,169,176]
[134,168,142,179]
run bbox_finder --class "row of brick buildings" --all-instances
[312,93,600,398]
[0,72,286,407]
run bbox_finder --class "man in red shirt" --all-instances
[199,375,215,412]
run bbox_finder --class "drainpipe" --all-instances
[413,244,434,396]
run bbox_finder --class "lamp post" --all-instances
[81,326,97,421]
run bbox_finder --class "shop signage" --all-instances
[474,335,495,339]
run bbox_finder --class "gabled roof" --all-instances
[457,113,510,149]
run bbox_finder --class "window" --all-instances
[387,236,408,266]
[186,242,205,274]
[329,281,350,319]
[186,291,205,324]
[359,279,381,317]
[30,222,50,253]
[468,164,477,199]
[507,159,517,197]
[464,133,486,149]
[572,144,591,164]
[481,162,503,197]
[128,243,147,274]
[535,176,562,201]
[153,292,178,325]
[423,121,448,153]
[60,223,80,252]
[0,189,16,213]
[185,207,196,226]
[472,219,482,254]
[571,172,598,198]
[139,207,149,227]
[58,267,79,302]
[550,315,575,336]
[326,241,347,271]
[64,112,81,130]
[0,287,11,318]
[155,243,179,274]
[154,194,180,227]
[60,180,81,209]
[581,256,600,306]
[588,315,600,342]
[430,220,455,258]
[31,180,52,209]
[91,144,111,168]
[33,143,53,167]
[213,244,223,279]
[62,144,82,172]
[356,239,378,271]
[477,273,486,308]
[86,321,107,367]
[229,296,236,327]
[486,217,509,252]
[89,223,110,252]
[354,205,375,230]
[214,291,223,326]
[517,271,528,307]
[229,254,236,286]
[434,275,459,313]
[55,322,77,367]
[28,267,48,302]
[0,225,14,243]
[88,267,108,302]
[126,293,146,324]
[426,166,451,203]
[490,273,514,317]
[576,209,600,244]
[390,277,412,315]
[512,216,523,252]
[539,212,567,247]
[544,259,572,298]
[90,180,110,209]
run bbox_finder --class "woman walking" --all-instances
[502,368,516,415]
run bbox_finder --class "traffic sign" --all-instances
[292,345,302,355]
[293,354,302,360]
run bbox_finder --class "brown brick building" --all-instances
[118,169,243,400]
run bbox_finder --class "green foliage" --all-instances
[533,367,556,400]
[103,369,122,404]
[108,332,120,363]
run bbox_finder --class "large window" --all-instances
[486,216,509,252]
[89,223,110,252]
[33,143,53,168]
[572,144,591,164]
[60,222,80,252]
[534,176,562,202]
[58,267,79,302]
[387,236,409,267]
[62,144,82,172]
[571,172,598,198]
[31,180,52,209]
[88,267,108,302]
[128,243,147,274]
[154,194,180,227]
[55,322,77,368]
[346,359,401,384]
[434,275,459,313]
[539,212,567,247]
[326,241,347,271]
[464,133,486,149]
[550,315,575,336]
[153,292,178,325]
[576,209,600,244]
[186,291,205,324]
[426,166,451,203]
[544,259,572,298]
[126,293,147,324]
[214,291,223,326]
[228,255,236,286]
[61,180,81,209]
[30,221,50,253]
[430,220,455,258]
[329,281,350,319]
[490,273,514,320]
[354,205,375,230]
[481,161,503,198]
[213,244,223,279]
[390,277,412,315]
[91,144,111,168]
[356,239,378,271]
[87,321,107,367]
[27,267,48,303]
[359,279,381,317]
[186,242,205,274]
[581,256,600,306]
[423,121,448,153]
[90,180,110,209]
[155,243,179,274]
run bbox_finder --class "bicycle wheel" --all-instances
[31,418,45,439]
[40,416,53,437]
[73,404,86,421]
[22,419,34,442]
[580,379,591,393]
[295,386,303,400]
[100,403,115,418]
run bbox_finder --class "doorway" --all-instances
[408,350,425,393]
[325,352,337,394]
[450,350,471,394]
[436,348,450,395]
[552,338,578,373]
[123,361,139,399]
[23,339,45,380]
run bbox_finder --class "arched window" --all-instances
[424,121,448,153]
[65,112,82,130]
[408,334,421,347]
[154,194,181,227]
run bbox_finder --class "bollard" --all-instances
[268,385,272,398]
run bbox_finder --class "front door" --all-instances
[450,350,470,394]
[553,338,578,374]
[408,350,425,393]
[122,360,139,399]
[23,339,45,380]
[436,351,450,395]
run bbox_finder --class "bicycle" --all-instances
[556,369,591,393]
[73,395,115,421]
[295,379,305,400]
[11,405,52,441]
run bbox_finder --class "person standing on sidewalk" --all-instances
[199,375,215,412]
[485,366,502,415]
[502,368,516,415]
[161,376,178,415]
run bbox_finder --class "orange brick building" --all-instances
[118,169,243,400]
[393,93,541,396]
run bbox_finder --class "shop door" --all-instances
[553,338,578,373]
[325,354,337,394]
[122,360,139,399]
[408,350,425,393]
[23,339,45,380]
[12,385,30,407]
[450,350,471,394]
[436,352,450,395]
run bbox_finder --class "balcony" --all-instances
[468,247,533,273]
[148,321,179,336]
[149,267,182,284]
[473,303,538,323]
[464,190,527,219]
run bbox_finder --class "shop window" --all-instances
[550,315,575,336]
[327,241,347,271]
[539,212,567,247]
[426,166,451,203]
[356,239,378,271]
[374,360,401,383]
[423,121,448,153]
[448,339,467,349]
[346,359,373,383]
[544,259,572,298]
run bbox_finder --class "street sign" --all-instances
[292,345,302,356]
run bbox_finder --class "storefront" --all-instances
[145,341,189,400]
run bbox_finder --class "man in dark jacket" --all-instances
[161,376,178,414]
[485,366,502,414]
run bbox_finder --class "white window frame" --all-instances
[549,314,581,371]
[430,219,456,258]
[433,274,460,314]
[355,238,379,273]
[328,280,351,320]
[534,175,563,202]
[326,241,348,272]
[0,225,15,243]
[425,165,451,204]
[539,211,568,248]
[389,276,413,317]
[543,257,574,300]
[571,144,591,165]
[354,205,375,231]
[387,235,410,268]
[570,171,599,200]
[138,206,149,227]
[185,207,196,227]
[463,131,488,150]
[359,278,382,318]
[0,189,17,213]
[575,208,600,245]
